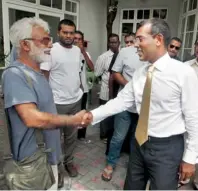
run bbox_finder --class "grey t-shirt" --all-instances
[112,46,145,113]
[112,46,145,86]
[2,61,61,165]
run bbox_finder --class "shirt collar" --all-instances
[151,52,170,72]
[108,49,114,57]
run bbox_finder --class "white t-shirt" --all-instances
[40,42,83,104]
[80,52,91,93]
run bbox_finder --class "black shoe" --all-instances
[65,162,78,177]
[58,172,64,189]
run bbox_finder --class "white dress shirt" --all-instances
[91,53,198,164]
[94,50,114,101]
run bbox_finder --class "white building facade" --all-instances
[0,0,197,64]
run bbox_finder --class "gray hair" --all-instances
[9,17,50,48]
[138,18,171,48]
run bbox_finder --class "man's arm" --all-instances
[82,50,94,71]
[89,80,135,124]
[112,72,128,86]
[15,103,86,129]
[179,66,198,181]
[111,49,128,86]
[108,73,114,99]
[94,55,105,77]
[77,41,94,71]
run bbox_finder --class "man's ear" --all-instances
[155,34,164,47]
[20,40,31,52]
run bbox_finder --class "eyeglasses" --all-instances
[23,37,52,46]
[170,44,180,50]
[125,40,134,44]
[134,33,160,44]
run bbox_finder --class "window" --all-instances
[120,8,168,47]
[65,0,77,13]
[65,0,78,25]
[22,0,36,3]
[153,9,167,19]
[40,0,62,9]
[122,10,134,19]
[137,9,150,19]
[188,0,197,11]
[179,0,198,60]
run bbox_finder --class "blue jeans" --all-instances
[107,111,138,167]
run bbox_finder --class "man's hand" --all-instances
[68,110,87,127]
[81,112,93,126]
[77,42,85,53]
[179,161,195,182]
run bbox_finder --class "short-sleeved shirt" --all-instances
[40,43,83,104]
[2,61,61,165]
[112,46,145,113]
[112,46,145,88]
[80,52,91,93]
[94,50,114,101]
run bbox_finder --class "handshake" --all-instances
[69,110,93,127]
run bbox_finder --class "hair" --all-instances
[58,19,76,31]
[108,33,119,42]
[9,17,50,48]
[138,18,171,47]
[75,30,84,41]
[195,39,198,45]
[125,32,135,39]
[170,37,182,44]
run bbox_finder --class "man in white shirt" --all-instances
[74,30,94,142]
[41,19,82,179]
[82,18,198,190]
[94,33,120,141]
[185,38,198,189]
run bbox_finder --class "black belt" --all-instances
[148,134,183,143]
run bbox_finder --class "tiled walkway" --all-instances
[61,124,129,190]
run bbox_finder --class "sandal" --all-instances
[101,167,113,181]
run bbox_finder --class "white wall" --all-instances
[112,0,182,37]
[0,1,3,40]
[79,0,107,63]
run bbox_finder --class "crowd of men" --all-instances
[1,16,198,190]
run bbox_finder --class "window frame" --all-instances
[119,7,168,48]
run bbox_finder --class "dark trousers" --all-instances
[78,93,88,139]
[99,99,111,139]
[124,134,184,190]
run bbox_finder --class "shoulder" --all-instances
[72,45,81,53]
[184,58,196,66]
[3,65,25,78]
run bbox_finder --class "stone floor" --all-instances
[61,124,129,190]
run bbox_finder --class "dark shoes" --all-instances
[65,162,78,177]
[58,172,64,189]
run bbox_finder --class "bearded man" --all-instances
[2,17,86,190]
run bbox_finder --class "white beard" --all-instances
[29,43,51,64]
